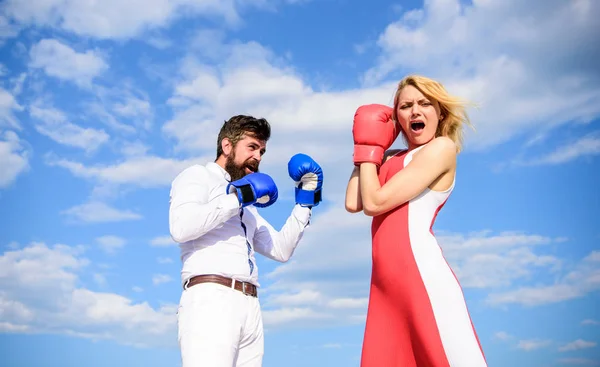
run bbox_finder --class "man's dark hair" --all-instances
[216,115,271,158]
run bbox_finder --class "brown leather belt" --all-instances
[184,274,258,298]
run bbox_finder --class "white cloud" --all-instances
[82,101,136,134]
[93,273,107,286]
[0,242,176,347]
[46,153,210,189]
[29,39,108,87]
[558,358,600,366]
[6,0,599,161]
[257,207,371,328]
[267,290,321,307]
[327,297,369,309]
[10,72,27,96]
[559,339,597,352]
[487,251,600,306]
[258,203,575,329]
[582,319,600,326]
[150,236,177,247]
[262,307,333,327]
[120,141,150,157]
[0,14,19,42]
[1,0,276,40]
[30,105,109,152]
[87,182,123,203]
[0,322,30,332]
[488,284,584,307]
[95,235,126,254]
[164,40,397,154]
[494,331,512,341]
[61,201,142,223]
[0,87,23,129]
[361,0,600,150]
[264,207,372,281]
[112,95,152,128]
[0,130,29,189]
[521,134,600,165]
[437,230,564,288]
[145,36,172,50]
[161,0,600,167]
[152,274,173,285]
[0,242,87,301]
[26,2,596,255]
[517,339,552,351]
[90,83,154,132]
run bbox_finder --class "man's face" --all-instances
[224,134,267,181]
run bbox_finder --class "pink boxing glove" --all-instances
[352,104,397,166]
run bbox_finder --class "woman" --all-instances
[346,75,487,367]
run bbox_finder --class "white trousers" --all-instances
[178,282,264,367]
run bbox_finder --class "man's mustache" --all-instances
[245,159,259,172]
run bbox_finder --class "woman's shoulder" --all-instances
[419,137,457,158]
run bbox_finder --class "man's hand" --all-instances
[227,172,278,208]
[352,104,397,167]
[288,153,323,207]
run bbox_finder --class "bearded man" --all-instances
[169,115,324,367]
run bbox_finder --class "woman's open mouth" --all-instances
[410,121,425,132]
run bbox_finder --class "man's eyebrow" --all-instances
[248,142,267,153]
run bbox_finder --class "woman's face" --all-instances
[395,85,442,148]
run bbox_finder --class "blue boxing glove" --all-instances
[227,172,278,208]
[288,153,323,207]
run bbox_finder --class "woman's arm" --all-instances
[359,137,456,216]
[345,149,404,213]
[345,166,363,213]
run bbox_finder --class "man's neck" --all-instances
[214,156,226,170]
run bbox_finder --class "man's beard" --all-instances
[225,151,259,181]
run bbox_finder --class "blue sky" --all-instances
[0,0,599,366]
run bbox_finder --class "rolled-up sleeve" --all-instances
[252,205,312,262]
[169,165,240,243]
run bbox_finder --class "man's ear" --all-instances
[221,138,233,156]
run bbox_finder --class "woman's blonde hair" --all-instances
[392,75,473,152]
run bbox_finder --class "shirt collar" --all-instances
[206,162,231,182]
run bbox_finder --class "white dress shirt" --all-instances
[169,162,312,287]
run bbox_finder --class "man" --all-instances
[169,115,323,367]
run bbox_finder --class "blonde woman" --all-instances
[346,75,487,367]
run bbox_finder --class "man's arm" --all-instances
[252,205,311,262]
[169,165,240,243]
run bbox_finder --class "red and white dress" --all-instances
[360,146,487,367]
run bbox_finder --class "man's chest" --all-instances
[207,179,260,242]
